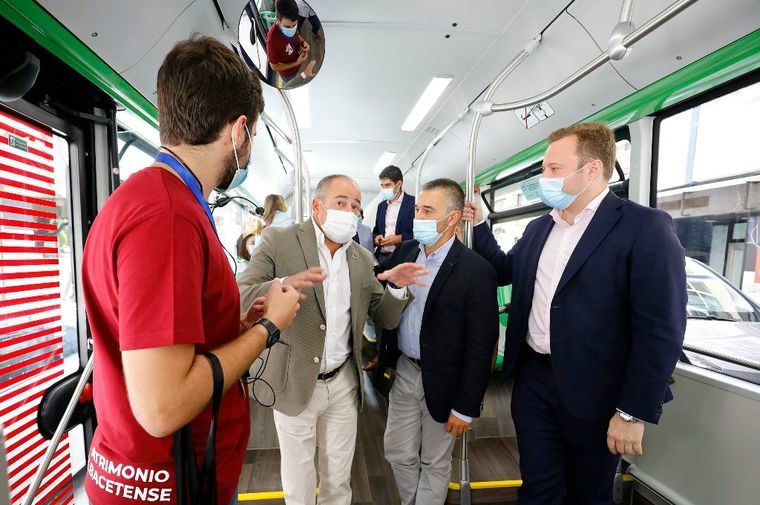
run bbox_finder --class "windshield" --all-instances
[686,258,759,322]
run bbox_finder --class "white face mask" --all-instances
[246,243,256,255]
[319,206,358,244]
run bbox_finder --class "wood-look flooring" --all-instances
[239,372,521,504]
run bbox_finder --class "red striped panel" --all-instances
[0,336,62,364]
[0,315,60,336]
[0,233,57,243]
[0,304,60,322]
[0,135,54,162]
[0,204,57,220]
[0,362,60,401]
[0,191,56,208]
[47,482,74,505]
[0,260,58,268]
[0,389,44,419]
[0,112,54,148]
[0,218,57,231]
[0,148,54,173]
[0,357,62,391]
[0,177,56,197]
[1,108,72,505]
[0,348,62,377]
[11,450,70,503]
[0,281,59,295]
[0,295,60,310]
[0,246,58,254]
[0,162,55,185]
[0,271,59,281]
[0,328,61,352]
[7,437,68,473]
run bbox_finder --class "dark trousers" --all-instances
[511,348,620,505]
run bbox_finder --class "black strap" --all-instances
[173,351,224,505]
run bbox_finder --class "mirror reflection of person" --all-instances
[266,0,314,85]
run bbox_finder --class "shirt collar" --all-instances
[419,234,456,260]
[550,187,610,225]
[389,192,404,206]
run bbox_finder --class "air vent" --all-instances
[424,126,441,136]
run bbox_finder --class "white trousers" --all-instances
[273,363,358,505]
[384,356,456,505]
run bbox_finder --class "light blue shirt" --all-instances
[398,236,455,360]
[396,235,470,423]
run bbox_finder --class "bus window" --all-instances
[655,80,760,301]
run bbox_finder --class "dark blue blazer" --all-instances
[474,192,687,424]
[374,238,499,423]
[373,192,415,242]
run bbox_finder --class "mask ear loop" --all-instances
[231,125,241,172]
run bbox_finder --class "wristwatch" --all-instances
[255,317,281,348]
[616,409,641,423]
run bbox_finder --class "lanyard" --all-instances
[155,151,217,233]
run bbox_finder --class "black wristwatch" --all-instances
[255,317,281,348]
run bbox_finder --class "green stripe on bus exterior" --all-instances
[474,28,760,186]
[0,0,158,127]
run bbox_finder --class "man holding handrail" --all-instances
[464,123,686,504]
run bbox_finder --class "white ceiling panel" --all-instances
[569,0,760,90]
[38,0,193,73]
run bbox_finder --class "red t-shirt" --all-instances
[266,23,302,78]
[82,167,249,505]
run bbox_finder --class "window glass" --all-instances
[656,80,760,384]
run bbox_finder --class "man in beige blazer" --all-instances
[238,174,425,505]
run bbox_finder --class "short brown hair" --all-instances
[548,123,616,179]
[157,35,265,146]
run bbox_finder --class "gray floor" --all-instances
[240,372,521,504]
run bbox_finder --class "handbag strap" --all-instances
[174,351,224,505]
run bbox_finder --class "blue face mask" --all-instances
[413,211,454,246]
[380,187,397,201]
[280,23,297,38]
[218,124,253,192]
[537,165,592,209]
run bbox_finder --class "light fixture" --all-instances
[287,86,311,129]
[374,151,396,174]
[401,76,453,132]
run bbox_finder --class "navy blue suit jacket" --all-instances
[474,192,687,424]
[373,192,415,243]
[374,239,499,423]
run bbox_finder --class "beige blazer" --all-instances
[238,219,409,416]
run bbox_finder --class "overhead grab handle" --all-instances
[609,0,637,61]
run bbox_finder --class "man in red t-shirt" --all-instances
[266,0,310,83]
[82,36,301,505]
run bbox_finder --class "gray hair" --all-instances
[421,178,464,213]
[315,174,355,200]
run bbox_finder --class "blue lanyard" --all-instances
[155,152,217,233]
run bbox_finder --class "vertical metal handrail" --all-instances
[464,36,541,248]
[414,108,470,197]
[22,353,94,505]
[279,89,305,222]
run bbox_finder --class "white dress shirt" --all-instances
[313,220,353,373]
[381,193,405,253]
[527,188,610,354]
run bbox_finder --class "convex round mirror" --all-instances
[238,0,325,89]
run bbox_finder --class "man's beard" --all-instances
[218,139,250,190]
